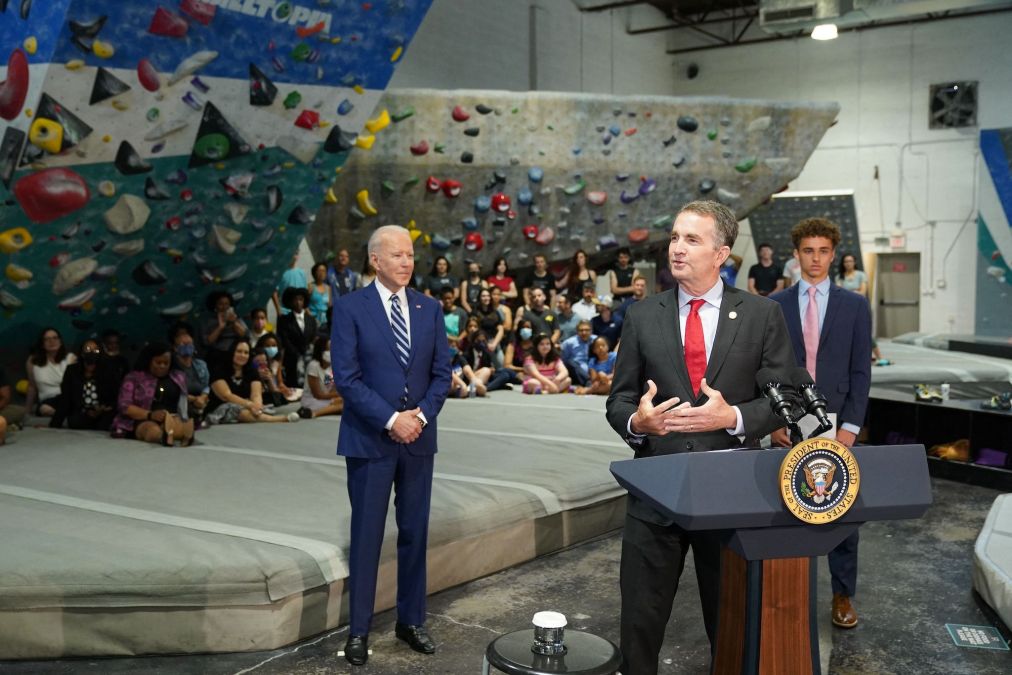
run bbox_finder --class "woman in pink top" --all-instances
[522,334,571,395]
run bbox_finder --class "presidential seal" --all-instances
[779,438,860,524]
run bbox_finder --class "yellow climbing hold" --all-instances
[214,162,226,170]
[28,118,64,154]
[283,161,296,169]
[23,36,38,54]
[0,228,33,254]
[5,263,33,282]
[324,187,338,204]
[98,180,116,197]
[356,189,378,216]
[319,120,331,128]
[355,134,375,150]
[111,100,129,111]
[24,108,32,117]
[92,39,115,59]
[102,135,112,143]
[365,109,390,134]
[353,84,365,95]
[65,59,85,70]
[330,36,342,44]
[390,46,403,62]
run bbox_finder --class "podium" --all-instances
[611,445,932,675]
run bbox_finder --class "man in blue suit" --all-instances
[330,225,451,666]
[770,217,872,629]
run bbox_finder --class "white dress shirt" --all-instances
[628,279,744,439]
[371,281,425,430]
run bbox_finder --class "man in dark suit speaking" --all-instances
[770,218,871,629]
[606,200,794,675]
[330,225,451,666]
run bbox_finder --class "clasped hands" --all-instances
[631,379,736,436]
[389,407,424,443]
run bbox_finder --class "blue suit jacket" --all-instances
[330,283,451,458]
[770,284,872,429]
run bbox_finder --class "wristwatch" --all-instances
[416,415,426,428]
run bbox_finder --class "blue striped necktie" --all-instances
[390,293,410,369]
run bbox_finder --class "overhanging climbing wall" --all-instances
[0,0,432,362]
[309,89,840,271]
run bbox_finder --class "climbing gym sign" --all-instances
[208,0,334,33]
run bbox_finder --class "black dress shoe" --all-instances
[344,634,369,666]
[395,622,436,654]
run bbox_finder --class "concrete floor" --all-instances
[1,477,1008,675]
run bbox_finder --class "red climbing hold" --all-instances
[13,168,91,223]
[464,232,484,252]
[522,225,539,240]
[410,140,429,156]
[490,192,511,213]
[148,7,189,38]
[441,179,462,198]
[294,110,320,130]
[180,0,216,25]
[425,175,440,193]
[137,59,161,92]
[451,105,470,123]
[0,49,30,121]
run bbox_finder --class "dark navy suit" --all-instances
[770,282,872,597]
[330,282,451,635]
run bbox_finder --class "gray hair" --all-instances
[367,224,411,256]
[678,200,739,249]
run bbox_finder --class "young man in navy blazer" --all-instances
[770,218,872,629]
[330,225,451,666]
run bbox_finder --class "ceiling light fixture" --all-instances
[811,23,839,40]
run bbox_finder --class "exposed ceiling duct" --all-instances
[760,0,1012,33]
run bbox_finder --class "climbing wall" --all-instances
[976,127,1012,337]
[0,0,432,361]
[309,88,840,272]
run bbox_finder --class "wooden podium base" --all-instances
[713,548,819,675]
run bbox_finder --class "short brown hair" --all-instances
[678,200,738,249]
[791,218,841,250]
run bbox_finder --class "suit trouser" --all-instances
[620,512,721,675]
[345,448,434,635]
[828,528,859,597]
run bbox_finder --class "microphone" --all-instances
[789,367,834,433]
[756,367,798,425]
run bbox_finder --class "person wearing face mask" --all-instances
[503,319,537,383]
[51,339,118,430]
[299,336,343,418]
[172,330,210,424]
[255,333,299,403]
[248,308,271,346]
[459,262,487,315]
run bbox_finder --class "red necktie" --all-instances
[684,299,707,397]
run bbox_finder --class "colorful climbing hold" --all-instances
[22,36,37,55]
[0,227,32,254]
[441,179,462,199]
[137,59,161,92]
[180,0,216,25]
[587,191,607,206]
[425,176,441,193]
[390,46,403,63]
[355,134,375,149]
[295,110,321,130]
[169,50,218,85]
[14,168,91,223]
[104,194,150,234]
[356,190,378,216]
[522,224,539,240]
[0,49,30,121]
[563,179,586,196]
[337,98,354,115]
[97,180,116,197]
[707,129,717,140]
[92,39,115,59]
[528,167,544,183]
[464,232,484,252]
[638,177,657,196]
[452,105,470,122]
[391,106,415,122]
[490,193,511,213]
[735,157,757,173]
[28,118,63,154]
[148,6,189,38]
[677,116,698,132]
[410,140,429,156]
[365,109,391,133]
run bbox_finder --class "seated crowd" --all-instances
[0,247,648,445]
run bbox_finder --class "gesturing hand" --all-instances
[390,407,423,444]
[663,379,737,434]
[630,379,686,436]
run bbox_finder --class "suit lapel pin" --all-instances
[415,305,421,309]
[729,311,738,319]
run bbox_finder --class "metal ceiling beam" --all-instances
[628,9,758,34]
[577,0,648,11]
[666,5,1012,55]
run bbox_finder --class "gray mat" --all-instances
[0,392,626,611]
